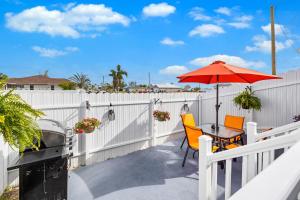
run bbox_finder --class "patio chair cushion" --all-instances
[225,143,241,150]
[224,115,245,130]
[184,125,219,152]
[181,113,196,127]
[224,115,245,142]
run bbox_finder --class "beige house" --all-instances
[6,75,69,90]
[152,83,182,93]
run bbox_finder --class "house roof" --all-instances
[153,83,181,89]
[8,75,69,85]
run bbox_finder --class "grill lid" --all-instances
[37,119,66,148]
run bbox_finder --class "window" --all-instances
[30,85,34,90]
[51,85,55,90]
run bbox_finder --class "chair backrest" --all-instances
[181,114,202,146]
[184,125,203,146]
[181,113,196,127]
[224,115,245,130]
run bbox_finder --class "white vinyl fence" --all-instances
[0,92,200,194]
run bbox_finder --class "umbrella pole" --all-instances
[216,82,219,130]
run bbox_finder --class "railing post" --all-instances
[199,135,213,200]
[247,122,257,181]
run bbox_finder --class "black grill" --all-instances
[8,119,74,200]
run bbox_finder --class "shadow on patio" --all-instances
[69,138,243,200]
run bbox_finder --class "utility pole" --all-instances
[148,72,151,87]
[270,5,276,75]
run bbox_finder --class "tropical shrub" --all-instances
[0,79,44,152]
[233,86,262,111]
[58,81,77,90]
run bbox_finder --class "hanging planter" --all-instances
[233,86,262,111]
[153,110,170,122]
[108,103,115,121]
[74,118,100,134]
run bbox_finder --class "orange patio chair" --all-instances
[224,115,245,150]
[181,123,219,167]
[180,113,196,149]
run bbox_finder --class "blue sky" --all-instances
[0,0,299,85]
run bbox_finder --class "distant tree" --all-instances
[139,84,148,88]
[192,87,201,92]
[0,73,8,81]
[109,64,128,91]
[69,73,91,89]
[100,83,114,93]
[128,81,137,88]
[58,81,77,90]
[43,70,49,77]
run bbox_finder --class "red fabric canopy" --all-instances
[177,61,281,84]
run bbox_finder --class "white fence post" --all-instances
[78,93,88,166]
[199,135,213,200]
[198,95,202,126]
[151,98,157,146]
[247,122,257,181]
[0,139,8,195]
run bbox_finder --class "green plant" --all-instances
[69,73,91,89]
[233,86,262,111]
[109,64,128,91]
[153,110,170,121]
[74,118,100,134]
[58,81,77,90]
[0,79,44,152]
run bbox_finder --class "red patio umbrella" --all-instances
[177,60,281,129]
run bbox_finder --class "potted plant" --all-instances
[74,117,100,134]
[233,86,262,111]
[153,110,170,121]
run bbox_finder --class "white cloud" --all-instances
[32,46,79,58]
[228,15,253,29]
[236,15,253,22]
[190,54,266,69]
[189,24,225,37]
[160,37,184,46]
[143,2,175,17]
[261,23,285,36]
[5,4,130,38]
[160,65,189,75]
[228,22,250,29]
[214,7,231,16]
[245,35,293,53]
[188,7,211,21]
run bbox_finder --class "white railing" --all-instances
[229,139,300,200]
[198,122,300,200]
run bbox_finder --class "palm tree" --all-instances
[69,73,91,89]
[109,65,128,91]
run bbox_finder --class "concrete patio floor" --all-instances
[68,138,242,200]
